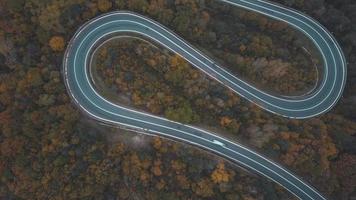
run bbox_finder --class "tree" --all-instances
[151,159,162,176]
[49,36,65,52]
[211,162,230,184]
[127,0,149,12]
[164,101,198,124]
[192,178,214,198]
[97,0,112,12]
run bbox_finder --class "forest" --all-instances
[0,0,355,199]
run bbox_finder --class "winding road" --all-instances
[63,1,347,199]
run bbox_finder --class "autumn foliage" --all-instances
[49,36,65,52]
[0,0,355,199]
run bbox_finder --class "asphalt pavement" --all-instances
[63,1,347,199]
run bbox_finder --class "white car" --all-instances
[212,139,225,147]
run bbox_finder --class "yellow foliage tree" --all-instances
[152,159,162,176]
[220,116,232,127]
[176,175,190,189]
[193,178,214,197]
[152,137,162,150]
[97,0,112,12]
[171,160,185,174]
[49,36,64,51]
[211,162,230,184]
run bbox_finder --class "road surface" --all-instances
[63,1,347,199]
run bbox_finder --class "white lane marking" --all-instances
[83,6,346,109]
[70,64,316,200]
[67,101,306,199]
[133,3,344,116]
[64,10,344,198]
[75,11,345,118]
[63,10,344,198]
[62,0,346,198]
[124,7,342,105]
[79,18,336,115]
[221,0,345,117]
[88,12,331,104]
[250,0,347,107]
[220,0,335,102]
[79,29,325,200]
[75,21,322,199]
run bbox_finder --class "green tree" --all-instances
[164,101,199,124]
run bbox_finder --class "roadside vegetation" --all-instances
[0,0,355,199]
